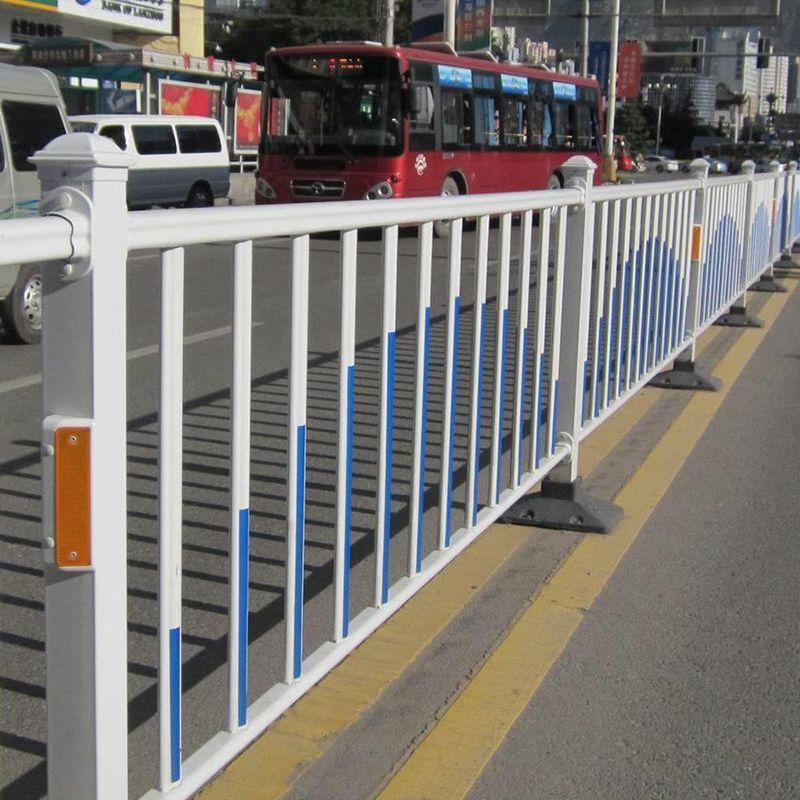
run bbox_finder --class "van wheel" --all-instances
[434,176,460,238]
[2,264,42,344]
[185,182,214,208]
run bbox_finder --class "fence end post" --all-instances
[35,132,131,800]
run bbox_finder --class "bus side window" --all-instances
[575,106,591,149]
[542,104,553,148]
[501,96,526,148]
[474,93,498,148]
[551,101,575,148]
[441,90,471,148]
[409,85,435,150]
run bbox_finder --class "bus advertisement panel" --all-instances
[256,43,602,210]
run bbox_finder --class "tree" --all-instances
[614,101,653,156]
[730,92,750,145]
[218,0,380,62]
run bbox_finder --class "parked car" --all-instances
[703,156,728,174]
[0,64,70,344]
[645,155,679,173]
[69,115,230,209]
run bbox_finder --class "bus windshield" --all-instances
[265,53,403,158]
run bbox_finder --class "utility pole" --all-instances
[602,0,620,182]
[445,0,457,48]
[386,0,395,46]
[581,0,590,77]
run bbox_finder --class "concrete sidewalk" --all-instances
[199,268,799,800]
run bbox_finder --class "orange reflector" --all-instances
[691,225,702,261]
[54,427,91,568]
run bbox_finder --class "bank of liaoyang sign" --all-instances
[1,0,172,33]
[58,0,172,34]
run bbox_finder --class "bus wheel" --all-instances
[547,173,563,190]
[434,176,460,238]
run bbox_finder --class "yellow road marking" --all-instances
[376,284,793,800]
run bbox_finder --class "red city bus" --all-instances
[256,42,603,207]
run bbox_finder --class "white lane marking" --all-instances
[0,322,263,396]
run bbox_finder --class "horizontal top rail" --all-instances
[0,215,81,268]
[126,188,583,251]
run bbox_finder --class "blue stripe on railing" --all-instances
[517,325,528,484]
[664,252,675,358]
[343,365,354,634]
[552,379,560,454]
[472,304,487,527]
[594,316,605,418]
[535,352,545,469]
[238,508,249,726]
[169,626,181,783]
[294,425,306,679]
[416,307,431,573]
[381,332,395,601]
[495,307,509,504]
[446,298,460,547]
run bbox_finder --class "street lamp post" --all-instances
[647,77,675,156]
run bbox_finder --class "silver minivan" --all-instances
[70,114,230,209]
[0,64,69,344]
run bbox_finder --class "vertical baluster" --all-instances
[159,246,184,789]
[335,230,358,639]
[530,208,551,471]
[466,216,490,528]
[546,206,568,456]
[512,210,533,485]
[228,240,253,730]
[408,221,433,574]
[285,236,309,681]
[438,219,463,550]
[375,225,398,605]
[489,213,512,506]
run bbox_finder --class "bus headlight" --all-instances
[256,177,277,199]
[364,180,394,200]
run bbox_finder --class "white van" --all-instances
[70,114,230,209]
[0,64,70,344]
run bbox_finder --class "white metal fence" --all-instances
[4,134,797,799]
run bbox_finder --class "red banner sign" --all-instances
[159,80,220,118]
[617,42,642,100]
[235,90,262,152]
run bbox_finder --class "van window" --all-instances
[132,125,177,155]
[2,101,66,171]
[176,125,222,153]
[98,125,127,151]
[0,130,5,173]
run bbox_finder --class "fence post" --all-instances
[713,160,764,329]
[749,160,787,292]
[774,161,797,265]
[789,161,800,246]
[34,133,131,799]
[503,155,621,534]
[651,158,719,389]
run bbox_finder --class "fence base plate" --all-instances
[649,359,719,391]
[714,307,763,328]
[750,274,787,293]
[501,478,622,534]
